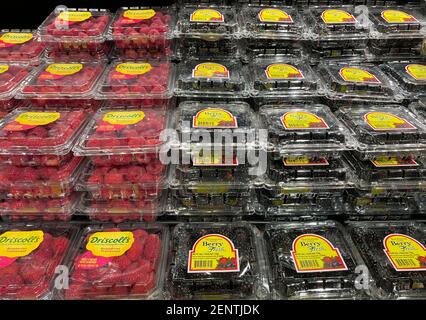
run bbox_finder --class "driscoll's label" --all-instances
[0,230,44,268]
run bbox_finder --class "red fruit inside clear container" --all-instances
[0,64,30,111]
[0,30,45,66]
[45,42,112,63]
[63,226,165,299]
[0,224,76,300]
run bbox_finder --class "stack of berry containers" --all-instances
[257,103,355,221]
[0,30,45,66]
[37,8,112,62]
[73,107,169,223]
[336,105,426,220]
[0,108,89,222]
[108,7,176,60]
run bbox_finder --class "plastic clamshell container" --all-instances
[264,221,367,299]
[381,62,426,99]
[0,30,45,66]
[175,59,249,98]
[0,222,78,300]
[336,105,426,159]
[259,104,353,155]
[319,63,400,103]
[59,223,169,300]
[409,97,426,120]
[249,58,323,98]
[73,107,168,158]
[348,221,426,299]
[177,37,240,60]
[44,43,112,63]
[166,222,269,299]
[0,63,31,112]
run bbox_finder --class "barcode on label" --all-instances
[194,260,213,269]
[299,260,320,269]
[395,258,416,267]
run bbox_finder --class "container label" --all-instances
[97,111,145,132]
[190,9,224,23]
[188,234,239,273]
[75,251,112,270]
[281,111,329,130]
[4,112,61,131]
[122,9,156,23]
[339,67,381,83]
[321,9,357,24]
[384,234,426,271]
[371,156,419,167]
[0,231,44,268]
[193,108,238,128]
[365,112,416,131]
[113,62,152,79]
[0,65,9,74]
[283,156,329,166]
[405,64,426,81]
[258,8,293,23]
[57,11,92,23]
[193,154,239,166]
[192,62,229,79]
[381,10,418,24]
[265,63,304,80]
[0,32,33,47]
[40,63,83,80]
[86,231,134,258]
[291,234,348,273]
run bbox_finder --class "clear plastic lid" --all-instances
[60,224,169,300]
[0,222,77,300]
[0,30,45,65]
[166,222,269,299]
[240,6,305,39]
[38,8,112,42]
[176,6,239,38]
[96,60,174,99]
[175,59,249,98]
[259,104,353,154]
[19,62,105,99]
[409,97,426,120]
[336,105,426,158]
[45,43,112,63]
[73,107,168,156]
[0,63,31,101]
[0,108,88,156]
[348,221,426,299]
[249,58,323,98]
[382,62,426,98]
[319,63,400,102]
[264,220,367,299]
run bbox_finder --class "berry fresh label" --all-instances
[283,156,329,166]
[384,234,426,271]
[406,64,426,81]
[339,67,381,83]
[96,111,145,132]
[265,63,304,80]
[190,9,224,22]
[381,10,418,24]
[188,234,239,273]
[4,112,61,131]
[281,111,329,130]
[57,11,92,23]
[193,154,239,166]
[365,112,416,131]
[371,156,419,167]
[86,232,135,258]
[193,108,238,128]
[192,62,229,79]
[321,9,356,24]
[258,8,293,23]
[40,63,83,80]
[0,32,33,47]
[291,234,348,273]
[113,63,152,79]
[122,9,156,23]
[0,65,9,74]
[0,231,44,268]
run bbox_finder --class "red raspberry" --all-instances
[131,272,155,295]
[112,255,132,271]
[65,284,88,300]
[126,239,145,262]
[53,236,69,255]
[143,234,161,262]
[19,263,46,284]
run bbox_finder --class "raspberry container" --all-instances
[109,7,176,60]
[18,62,105,109]
[166,222,269,299]
[239,6,305,61]
[0,30,45,66]
[59,224,169,300]
[264,221,368,299]
[0,108,88,167]
[95,60,174,108]
[45,42,113,63]
[335,105,426,159]
[348,221,426,299]
[0,222,78,300]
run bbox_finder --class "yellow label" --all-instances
[14,112,60,126]
[193,108,237,128]
[281,187,312,195]
[102,111,145,125]
[194,185,230,194]
[281,111,329,130]
[381,10,418,24]
[283,156,329,166]
[0,231,44,258]
[123,9,156,21]
[365,112,416,131]
[384,234,426,271]
[190,9,224,23]
[258,8,293,23]
[0,32,33,45]
[265,63,304,80]
[45,63,83,76]
[115,63,152,75]
[0,65,9,74]
[193,154,238,166]
[291,234,348,273]
[86,232,135,258]
[188,234,239,273]
[321,9,356,24]
[371,156,418,167]
[406,64,426,81]
[192,62,229,79]
[58,11,92,22]
[339,67,381,83]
